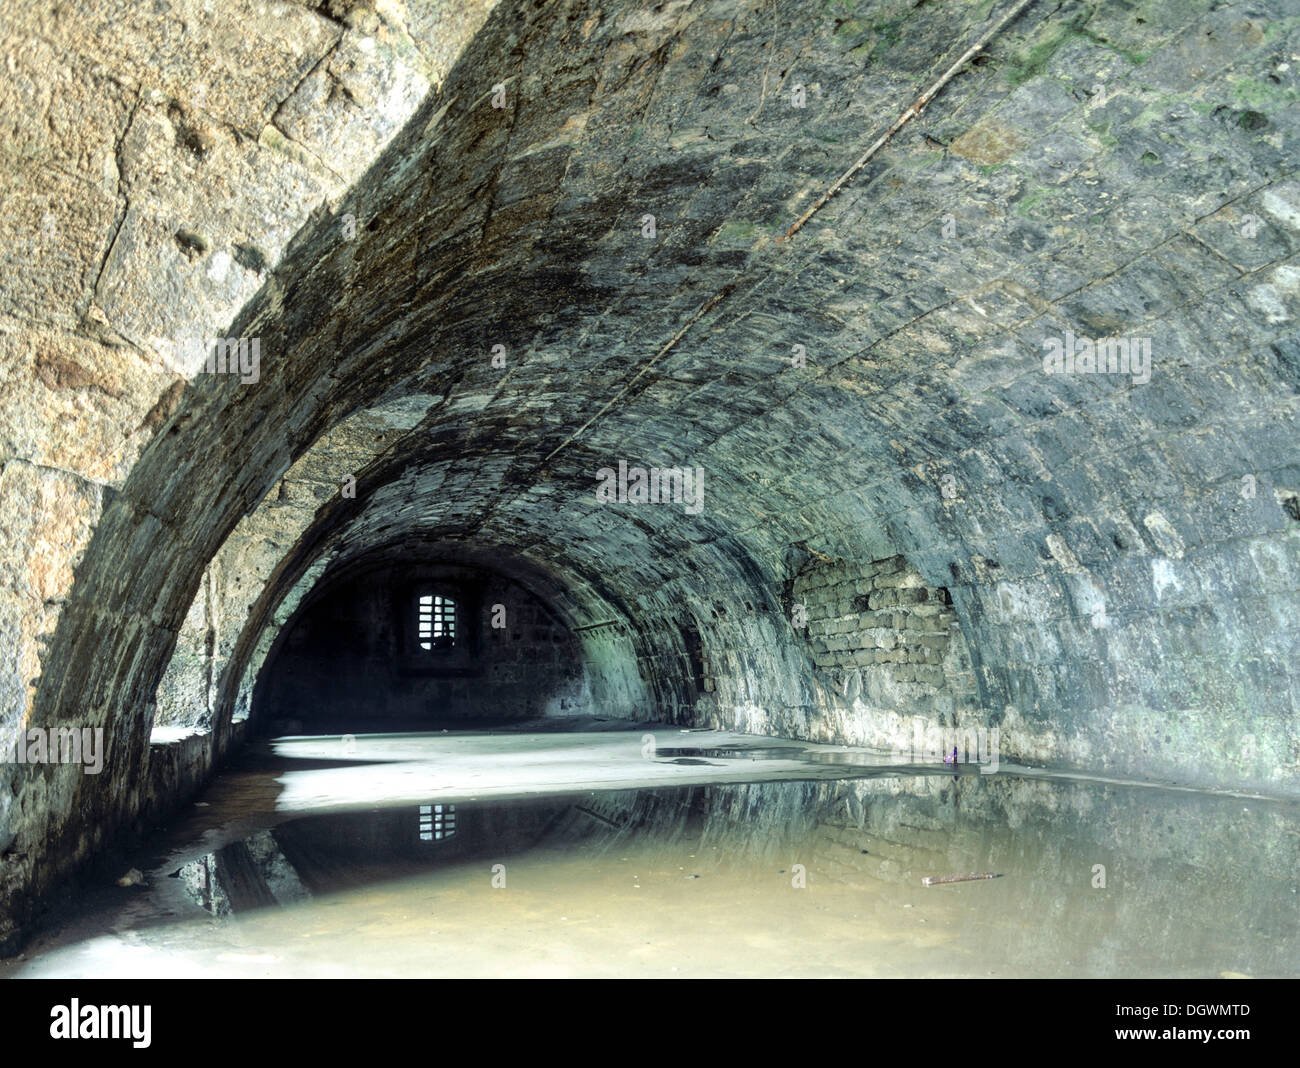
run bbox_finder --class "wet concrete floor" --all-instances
[3,722,1297,978]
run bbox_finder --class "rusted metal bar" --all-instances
[779,0,1039,243]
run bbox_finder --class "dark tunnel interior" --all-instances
[256,558,590,732]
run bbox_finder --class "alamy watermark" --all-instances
[50,1000,150,1047]
[594,461,704,514]
[157,336,261,383]
[1042,329,1151,384]
[2,727,105,774]
[893,720,999,774]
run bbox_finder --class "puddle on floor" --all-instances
[5,758,1297,978]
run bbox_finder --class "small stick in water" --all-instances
[921,872,1001,887]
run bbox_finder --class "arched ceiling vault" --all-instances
[4,0,1300,950]
[67,0,1300,775]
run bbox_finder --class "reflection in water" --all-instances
[162,771,1298,977]
[173,830,311,916]
[173,801,562,914]
[655,747,809,760]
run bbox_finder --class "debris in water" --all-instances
[116,868,145,887]
[921,872,1001,886]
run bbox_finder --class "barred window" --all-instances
[419,803,456,841]
[417,593,456,650]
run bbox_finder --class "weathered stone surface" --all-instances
[0,0,501,948]
[2,0,1299,955]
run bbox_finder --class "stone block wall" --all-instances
[790,553,981,747]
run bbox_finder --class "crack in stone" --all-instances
[1,456,115,490]
[269,117,350,186]
[266,44,351,185]
[89,90,143,311]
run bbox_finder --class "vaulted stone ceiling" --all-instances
[3,0,1299,948]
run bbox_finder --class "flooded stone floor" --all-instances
[3,722,1297,978]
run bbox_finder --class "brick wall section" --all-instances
[792,554,978,729]
[482,594,585,710]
